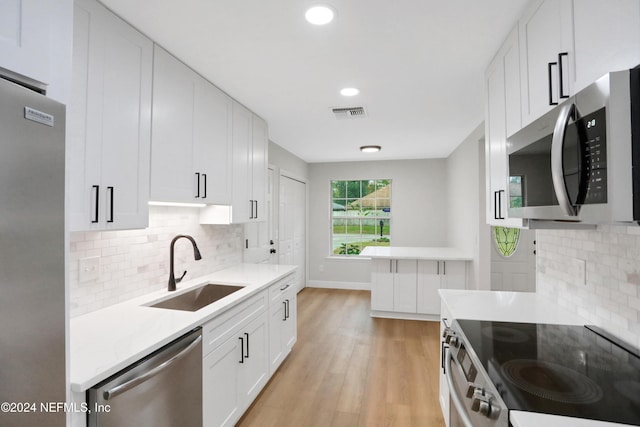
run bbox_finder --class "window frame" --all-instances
[329,179,392,257]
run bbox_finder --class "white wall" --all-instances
[446,123,485,289]
[269,141,308,179]
[70,206,243,317]
[537,225,640,349]
[308,159,449,288]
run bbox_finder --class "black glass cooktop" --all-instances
[456,319,640,425]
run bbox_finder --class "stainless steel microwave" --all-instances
[507,67,640,224]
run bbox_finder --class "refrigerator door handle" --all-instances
[103,334,202,401]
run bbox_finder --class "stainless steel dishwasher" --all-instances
[88,328,202,427]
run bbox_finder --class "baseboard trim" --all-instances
[371,310,440,322]
[307,280,371,291]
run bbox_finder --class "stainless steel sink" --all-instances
[149,283,244,312]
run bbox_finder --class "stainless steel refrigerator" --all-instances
[0,76,66,426]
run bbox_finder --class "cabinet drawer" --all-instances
[202,290,267,357]
[268,274,295,303]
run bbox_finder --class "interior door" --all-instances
[490,227,536,292]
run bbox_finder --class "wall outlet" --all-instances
[79,256,100,283]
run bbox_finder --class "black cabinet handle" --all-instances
[443,261,446,275]
[107,186,114,223]
[283,301,287,321]
[239,337,244,364]
[195,172,200,198]
[202,173,207,198]
[249,200,254,219]
[254,200,258,219]
[92,185,100,223]
[548,61,558,106]
[558,52,569,99]
[493,190,501,220]
[244,332,249,358]
[497,190,505,219]
[285,299,290,320]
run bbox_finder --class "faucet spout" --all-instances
[168,234,202,291]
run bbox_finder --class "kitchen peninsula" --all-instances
[360,246,473,320]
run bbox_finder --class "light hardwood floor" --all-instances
[237,288,445,427]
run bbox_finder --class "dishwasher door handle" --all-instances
[103,334,202,401]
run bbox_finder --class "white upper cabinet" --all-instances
[0,0,52,86]
[519,0,571,127]
[69,0,152,231]
[485,24,526,227]
[519,0,640,127]
[150,45,232,205]
[201,103,268,224]
[251,115,268,221]
[570,0,640,93]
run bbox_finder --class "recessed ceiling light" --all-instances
[360,145,381,153]
[340,87,359,97]
[305,5,335,25]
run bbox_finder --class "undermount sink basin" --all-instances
[149,284,245,312]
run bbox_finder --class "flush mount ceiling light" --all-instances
[340,87,359,97]
[305,5,335,25]
[360,145,381,153]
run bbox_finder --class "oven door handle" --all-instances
[551,102,578,217]
[445,349,475,427]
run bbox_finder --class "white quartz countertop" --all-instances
[70,263,297,392]
[359,246,473,260]
[438,289,586,325]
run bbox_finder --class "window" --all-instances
[331,179,391,255]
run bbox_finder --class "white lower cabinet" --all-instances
[417,260,466,315]
[371,259,418,312]
[371,258,467,317]
[268,278,297,374]
[202,291,269,427]
[203,274,297,426]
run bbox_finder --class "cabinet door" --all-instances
[371,259,394,311]
[283,292,297,351]
[238,313,269,407]
[69,0,151,231]
[203,335,242,427]
[417,260,441,315]
[440,261,467,290]
[251,115,268,221]
[571,0,640,93]
[194,77,233,205]
[150,45,196,203]
[393,259,417,313]
[519,0,568,126]
[0,0,51,85]
[97,7,152,230]
[268,298,286,374]
[231,101,253,222]
[485,24,526,228]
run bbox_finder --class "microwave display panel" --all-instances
[509,107,607,208]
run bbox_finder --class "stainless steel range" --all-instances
[443,319,640,427]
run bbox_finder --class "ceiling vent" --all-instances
[331,106,367,119]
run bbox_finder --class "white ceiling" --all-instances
[100,0,530,163]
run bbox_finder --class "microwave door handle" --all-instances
[444,349,475,427]
[551,102,578,217]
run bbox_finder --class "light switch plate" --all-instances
[79,256,100,283]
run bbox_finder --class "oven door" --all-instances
[444,349,507,427]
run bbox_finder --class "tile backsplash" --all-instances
[69,206,243,317]
[537,224,640,349]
